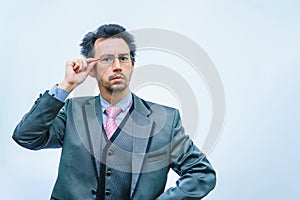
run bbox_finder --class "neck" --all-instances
[100,88,130,105]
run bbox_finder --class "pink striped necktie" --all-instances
[104,106,122,139]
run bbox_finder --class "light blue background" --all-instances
[1,0,299,199]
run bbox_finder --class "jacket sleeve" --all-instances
[12,92,67,150]
[157,109,216,200]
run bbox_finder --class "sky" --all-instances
[1,0,300,199]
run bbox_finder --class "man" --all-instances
[13,24,216,200]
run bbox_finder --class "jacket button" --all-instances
[105,189,111,196]
[91,189,97,195]
[107,151,113,157]
[106,170,112,177]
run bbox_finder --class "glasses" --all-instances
[97,54,133,65]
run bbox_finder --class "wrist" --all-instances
[58,81,76,92]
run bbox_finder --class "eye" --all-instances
[119,56,129,62]
[101,56,114,63]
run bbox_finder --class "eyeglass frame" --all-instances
[95,53,134,65]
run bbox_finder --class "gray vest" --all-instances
[96,114,133,200]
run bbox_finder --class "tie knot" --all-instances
[105,106,122,119]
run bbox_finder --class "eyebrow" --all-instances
[118,53,130,56]
[100,53,130,57]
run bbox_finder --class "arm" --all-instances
[12,92,67,150]
[157,110,216,200]
[12,58,97,150]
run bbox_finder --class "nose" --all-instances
[111,57,122,72]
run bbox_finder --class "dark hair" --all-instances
[80,24,136,62]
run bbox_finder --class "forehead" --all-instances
[94,38,130,55]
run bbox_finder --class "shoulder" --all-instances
[68,96,96,103]
[145,100,177,112]
[64,96,99,108]
[134,94,179,116]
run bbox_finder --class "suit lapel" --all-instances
[130,94,154,198]
[83,96,104,178]
[71,96,103,178]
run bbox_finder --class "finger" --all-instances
[87,60,97,71]
[78,58,86,71]
[78,59,83,68]
[80,58,90,73]
[67,60,76,68]
[86,58,99,64]
[73,64,79,73]
[85,58,98,71]
[66,60,78,74]
[81,58,89,69]
[71,58,95,74]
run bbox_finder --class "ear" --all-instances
[131,61,135,71]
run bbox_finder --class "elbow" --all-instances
[195,168,217,198]
[202,169,217,196]
[192,171,216,199]
[208,170,217,192]
[12,126,42,150]
[12,126,25,146]
[12,126,23,143]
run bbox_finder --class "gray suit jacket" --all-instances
[13,92,216,200]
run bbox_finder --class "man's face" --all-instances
[91,38,134,95]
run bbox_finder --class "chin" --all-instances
[111,84,127,92]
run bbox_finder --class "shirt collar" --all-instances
[100,92,132,113]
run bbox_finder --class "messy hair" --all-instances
[80,24,136,62]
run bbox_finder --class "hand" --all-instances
[58,58,97,92]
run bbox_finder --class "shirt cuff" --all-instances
[48,84,70,102]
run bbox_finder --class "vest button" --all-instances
[91,189,97,195]
[105,189,111,196]
[107,151,113,157]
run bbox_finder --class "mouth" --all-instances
[110,74,125,81]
